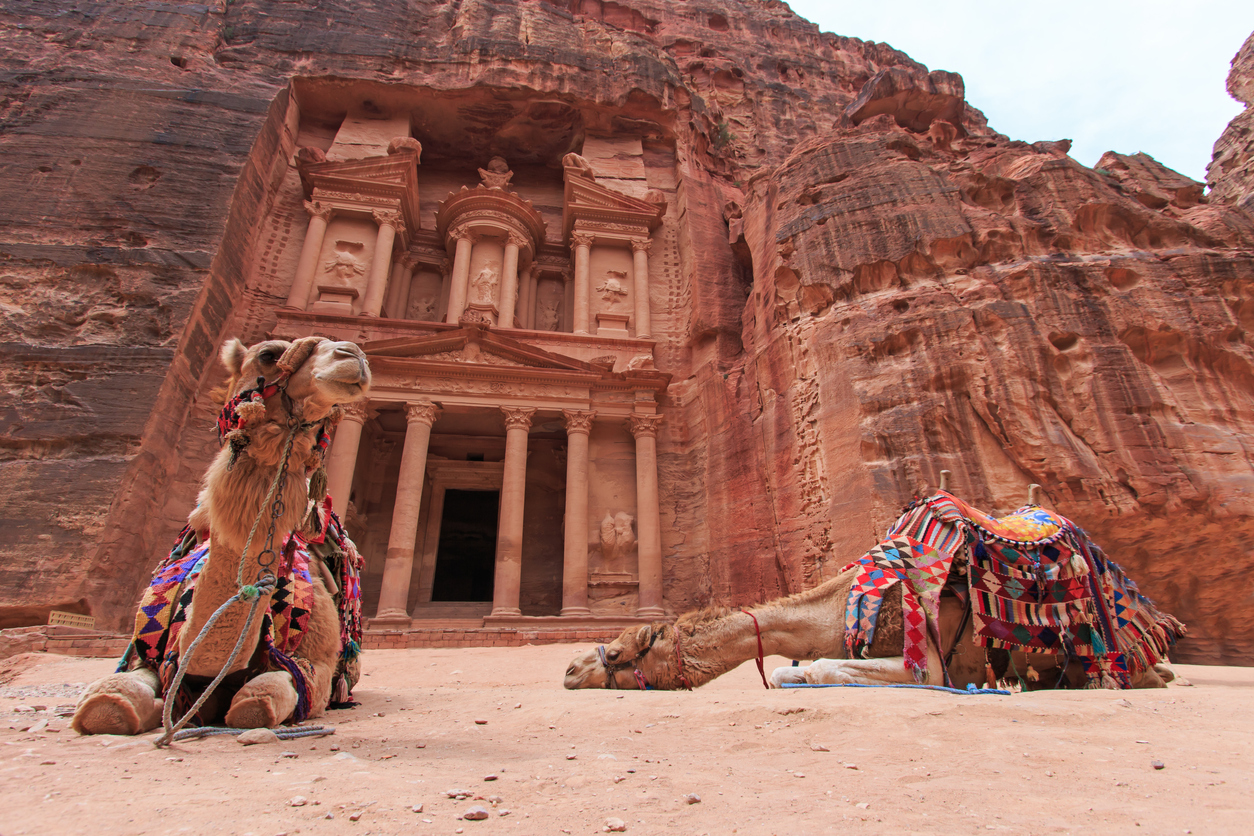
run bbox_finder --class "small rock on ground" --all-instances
[684,793,701,804]
[463,806,490,821]
[238,728,280,746]
[604,818,627,832]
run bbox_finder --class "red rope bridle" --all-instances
[742,609,770,689]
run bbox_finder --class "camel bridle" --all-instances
[595,625,693,691]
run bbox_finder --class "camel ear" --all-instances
[634,625,654,648]
[277,336,326,375]
[220,338,248,376]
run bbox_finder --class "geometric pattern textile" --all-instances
[848,490,1187,689]
[844,535,954,681]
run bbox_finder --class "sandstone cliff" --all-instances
[1209,32,1254,213]
[2,2,1252,664]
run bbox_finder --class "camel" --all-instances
[72,336,371,734]
[565,489,1183,692]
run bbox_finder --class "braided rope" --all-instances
[169,725,335,742]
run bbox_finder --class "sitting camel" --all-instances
[565,490,1183,692]
[72,336,370,734]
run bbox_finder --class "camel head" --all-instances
[220,336,371,424]
[564,623,675,690]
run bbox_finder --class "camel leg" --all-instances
[71,668,164,735]
[224,671,299,729]
[769,665,808,688]
[796,657,921,686]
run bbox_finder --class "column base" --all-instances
[491,607,522,617]
[370,611,413,630]
[635,606,665,618]
[560,606,593,617]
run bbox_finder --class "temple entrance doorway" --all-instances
[430,488,499,602]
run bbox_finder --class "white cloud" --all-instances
[785,0,1252,182]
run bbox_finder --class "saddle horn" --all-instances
[939,470,951,492]
[1027,483,1042,506]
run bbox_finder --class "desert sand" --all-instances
[1,646,1250,835]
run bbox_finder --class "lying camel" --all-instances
[565,491,1182,692]
[72,336,370,734]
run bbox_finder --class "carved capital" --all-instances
[451,226,476,245]
[373,209,403,229]
[500,406,536,432]
[627,413,664,439]
[404,401,441,427]
[571,231,595,249]
[562,409,596,435]
[439,258,453,278]
[340,401,370,424]
[401,252,422,269]
[506,231,529,250]
[630,237,653,255]
[304,200,334,221]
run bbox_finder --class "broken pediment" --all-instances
[364,322,597,373]
[298,151,422,233]
[562,165,665,239]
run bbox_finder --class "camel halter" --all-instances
[741,610,770,690]
[596,627,662,690]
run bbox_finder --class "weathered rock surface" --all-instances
[1,2,1251,664]
[1208,32,1254,212]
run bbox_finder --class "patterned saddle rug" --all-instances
[120,498,363,723]
[846,490,1185,688]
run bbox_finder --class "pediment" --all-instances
[299,154,421,230]
[563,175,664,238]
[365,326,596,374]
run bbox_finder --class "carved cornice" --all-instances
[562,409,596,435]
[404,401,441,427]
[304,199,334,221]
[501,406,536,432]
[627,413,663,439]
[630,238,652,255]
[340,401,369,423]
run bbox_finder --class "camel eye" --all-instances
[607,649,620,662]
[258,350,278,365]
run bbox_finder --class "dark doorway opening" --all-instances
[431,489,499,602]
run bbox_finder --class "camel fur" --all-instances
[72,336,370,735]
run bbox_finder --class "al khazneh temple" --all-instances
[2,2,1254,661]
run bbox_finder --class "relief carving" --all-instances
[323,241,367,285]
[471,262,499,305]
[600,511,637,568]
[537,295,563,331]
[412,295,439,321]
[596,271,629,305]
[478,156,514,191]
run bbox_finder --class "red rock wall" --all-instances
[2,2,1252,663]
[1208,32,1254,212]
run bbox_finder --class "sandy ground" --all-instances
[0,646,1250,836]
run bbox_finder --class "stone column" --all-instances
[385,255,415,319]
[446,229,474,322]
[285,200,333,309]
[560,409,596,616]
[571,231,594,334]
[629,413,665,617]
[498,232,525,328]
[631,237,653,339]
[324,401,368,516]
[361,210,403,317]
[563,270,575,332]
[519,263,537,330]
[492,406,535,617]
[374,401,441,624]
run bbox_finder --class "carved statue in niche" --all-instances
[562,152,596,180]
[471,262,499,305]
[596,271,629,305]
[412,295,438,321]
[600,511,637,570]
[323,241,366,285]
[537,295,562,331]
[478,156,514,191]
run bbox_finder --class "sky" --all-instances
[785,0,1253,183]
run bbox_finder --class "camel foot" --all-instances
[225,671,298,729]
[769,665,808,689]
[71,670,163,735]
[802,657,917,686]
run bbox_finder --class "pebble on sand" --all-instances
[237,728,280,746]
[684,794,701,804]
[1152,760,1166,770]
[288,796,308,807]
[412,804,424,813]
[604,818,627,832]
[463,806,490,820]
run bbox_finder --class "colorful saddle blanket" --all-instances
[122,498,363,722]
[845,490,1185,688]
